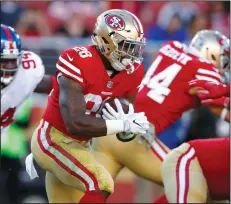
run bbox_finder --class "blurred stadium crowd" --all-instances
[1,1,230,39]
[0,1,230,204]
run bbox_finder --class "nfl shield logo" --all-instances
[107,81,113,88]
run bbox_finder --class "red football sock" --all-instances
[79,191,107,203]
[154,194,169,203]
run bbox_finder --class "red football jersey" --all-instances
[43,45,144,140]
[135,41,222,135]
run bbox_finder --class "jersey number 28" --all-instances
[141,55,182,104]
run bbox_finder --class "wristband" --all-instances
[106,120,125,135]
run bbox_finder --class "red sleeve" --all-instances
[194,61,222,84]
[56,48,85,87]
[126,64,145,95]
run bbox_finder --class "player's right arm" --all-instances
[58,75,110,137]
[57,48,149,138]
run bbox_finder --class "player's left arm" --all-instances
[34,75,55,94]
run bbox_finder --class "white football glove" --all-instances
[102,98,149,135]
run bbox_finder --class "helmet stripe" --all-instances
[2,24,14,49]
[126,11,143,37]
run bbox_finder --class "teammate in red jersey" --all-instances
[160,79,230,203]
[28,9,149,203]
[135,30,229,159]
[135,39,226,139]
[43,45,146,141]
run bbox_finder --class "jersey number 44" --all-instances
[139,55,182,104]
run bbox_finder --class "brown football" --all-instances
[101,97,130,114]
[99,98,137,142]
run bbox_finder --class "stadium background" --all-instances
[1,1,230,203]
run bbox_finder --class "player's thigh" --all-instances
[31,121,86,192]
[189,138,230,200]
[92,136,124,179]
[45,171,83,203]
[119,136,169,184]
[93,134,168,184]
[162,143,208,203]
[31,121,52,171]
[31,120,114,194]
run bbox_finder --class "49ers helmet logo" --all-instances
[105,15,125,31]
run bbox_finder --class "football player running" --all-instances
[28,9,149,203]
[1,24,54,131]
[160,79,230,203]
[78,30,229,201]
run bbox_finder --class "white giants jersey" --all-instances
[1,51,45,130]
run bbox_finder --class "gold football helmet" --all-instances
[188,30,230,83]
[92,9,146,74]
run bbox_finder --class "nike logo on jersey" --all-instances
[67,54,73,61]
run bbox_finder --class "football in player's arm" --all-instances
[27,9,150,203]
[56,49,148,138]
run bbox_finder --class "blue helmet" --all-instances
[1,24,22,88]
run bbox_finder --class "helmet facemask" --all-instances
[107,33,146,74]
[220,47,230,83]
